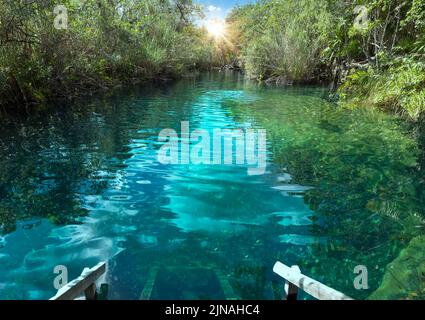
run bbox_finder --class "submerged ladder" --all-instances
[139,265,239,300]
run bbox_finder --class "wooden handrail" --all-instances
[273,261,353,300]
[50,262,107,300]
[50,260,352,300]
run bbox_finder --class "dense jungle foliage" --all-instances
[1,0,424,118]
[0,0,216,107]
[225,0,425,119]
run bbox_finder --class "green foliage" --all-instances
[326,0,425,119]
[227,0,333,82]
[0,0,214,108]
[340,59,425,119]
[226,0,424,118]
[369,235,425,299]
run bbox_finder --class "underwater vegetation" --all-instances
[225,86,425,299]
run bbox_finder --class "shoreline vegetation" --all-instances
[0,0,425,300]
[224,0,425,121]
[0,1,424,120]
[0,0,425,120]
[0,0,216,109]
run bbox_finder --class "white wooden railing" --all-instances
[50,262,107,300]
[273,261,353,300]
[50,260,352,300]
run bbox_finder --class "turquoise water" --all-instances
[0,72,423,299]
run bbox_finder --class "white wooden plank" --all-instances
[284,265,300,300]
[50,262,106,300]
[273,261,353,300]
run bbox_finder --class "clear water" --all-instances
[0,71,423,300]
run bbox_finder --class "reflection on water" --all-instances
[0,72,423,300]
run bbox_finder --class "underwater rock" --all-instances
[369,236,425,300]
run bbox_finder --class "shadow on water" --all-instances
[0,71,423,300]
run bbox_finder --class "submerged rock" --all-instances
[369,236,425,300]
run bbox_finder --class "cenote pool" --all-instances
[0,71,424,300]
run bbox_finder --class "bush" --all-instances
[340,59,425,119]
[0,0,215,108]
[227,0,333,82]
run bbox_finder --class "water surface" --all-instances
[0,72,423,299]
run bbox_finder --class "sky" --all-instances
[197,0,253,21]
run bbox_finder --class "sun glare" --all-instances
[205,19,226,39]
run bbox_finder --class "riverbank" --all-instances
[0,1,217,110]
[223,0,424,121]
[2,1,423,121]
